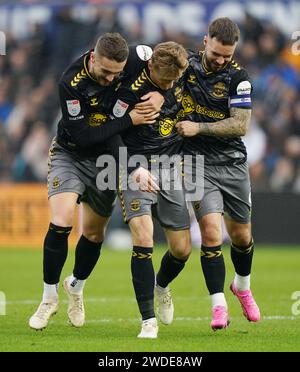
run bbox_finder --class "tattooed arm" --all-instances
[176,108,251,138]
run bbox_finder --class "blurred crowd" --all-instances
[0,8,300,192]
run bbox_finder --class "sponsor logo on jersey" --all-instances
[159,118,175,137]
[88,113,108,126]
[113,99,129,118]
[66,100,81,116]
[181,92,225,119]
[69,115,84,121]
[182,92,195,114]
[195,105,225,119]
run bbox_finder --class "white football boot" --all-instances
[63,276,85,327]
[29,300,59,330]
[137,317,158,339]
[155,286,174,325]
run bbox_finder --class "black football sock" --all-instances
[131,246,155,320]
[73,235,103,280]
[156,250,188,288]
[231,238,254,276]
[43,223,72,284]
[201,245,225,295]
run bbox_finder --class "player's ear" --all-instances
[203,35,208,46]
[148,59,153,72]
[90,51,95,64]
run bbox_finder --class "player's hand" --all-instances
[131,167,160,193]
[134,92,165,113]
[129,108,159,125]
[176,121,200,137]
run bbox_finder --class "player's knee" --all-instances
[129,217,153,247]
[133,233,153,247]
[83,224,106,243]
[201,223,222,246]
[51,212,74,228]
[131,227,153,247]
[230,229,252,247]
[83,231,104,243]
[171,247,191,260]
[169,235,191,259]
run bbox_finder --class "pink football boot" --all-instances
[230,282,261,322]
[211,306,230,331]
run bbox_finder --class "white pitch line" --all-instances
[6,297,135,305]
[84,315,298,323]
[5,296,203,305]
[263,315,298,320]
[4,298,300,321]
[84,317,211,324]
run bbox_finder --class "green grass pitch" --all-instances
[0,246,299,352]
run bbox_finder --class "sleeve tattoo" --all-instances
[197,108,251,137]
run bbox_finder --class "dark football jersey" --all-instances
[57,51,132,159]
[111,59,185,159]
[183,51,252,165]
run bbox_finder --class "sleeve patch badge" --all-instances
[66,100,81,116]
[236,81,251,95]
[113,99,129,118]
[136,45,153,61]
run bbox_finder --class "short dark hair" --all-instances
[95,33,129,62]
[208,17,240,45]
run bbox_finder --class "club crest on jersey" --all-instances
[187,74,196,84]
[66,100,81,116]
[113,99,129,118]
[212,82,226,98]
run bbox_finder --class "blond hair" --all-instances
[151,41,188,79]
